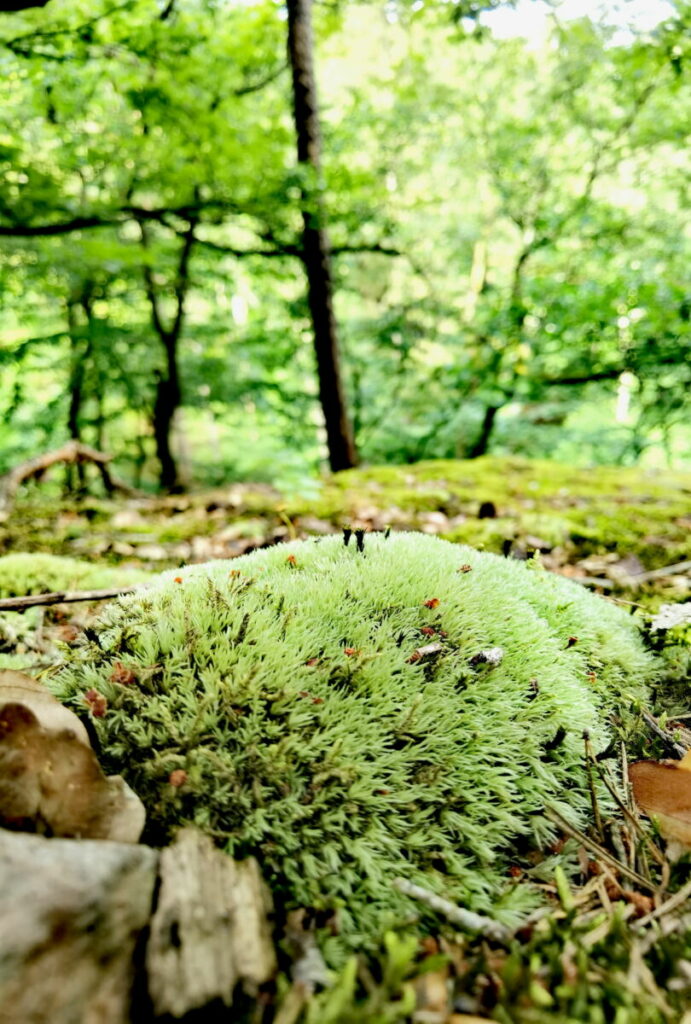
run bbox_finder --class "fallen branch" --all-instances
[0,585,143,612]
[392,877,510,942]
[640,708,687,759]
[0,441,138,513]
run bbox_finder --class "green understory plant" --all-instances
[54,533,655,957]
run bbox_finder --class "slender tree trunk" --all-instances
[286,0,357,472]
[467,404,500,458]
[141,219,196,492]
[153,351,180,493]
[65,295,95,494]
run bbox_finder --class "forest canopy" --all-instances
[0,0,689,491]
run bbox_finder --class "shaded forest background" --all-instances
[1,0,690,494]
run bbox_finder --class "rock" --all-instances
[0,829,157,1024]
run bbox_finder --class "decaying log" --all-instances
[0,830,158,1024]
[146,828,276,1018]
[0,440,137,512]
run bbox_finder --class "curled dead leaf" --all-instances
[630,750,691,851]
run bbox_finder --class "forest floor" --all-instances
[2,454,691,608]
[1,455,690,1023]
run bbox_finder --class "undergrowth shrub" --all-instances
[54,533,655,957]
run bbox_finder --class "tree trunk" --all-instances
[141,220,196,492]
[65,297,94,494]
[286,0,357,472]
[153,355,180,493]
[467,404,500,458]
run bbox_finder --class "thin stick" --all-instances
[597,765,666,869]
[0,585,143,612]
[583,733,604,840]
[393,877,510,942]
[632,560,691,583]
[544,805,657,893]
[634,877,691,931]
[640,709,687,759]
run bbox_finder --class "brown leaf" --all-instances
[0,670,89,745]
[630,751,691,849]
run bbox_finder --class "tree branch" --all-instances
[1,0,52,10]
[233,62,288,97]
[545,368,624,386]
[0,199,244,238]
[170,215,198,340]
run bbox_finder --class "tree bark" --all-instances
[286,0,357,472]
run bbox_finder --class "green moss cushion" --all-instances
[54,533,654,951]
[0,553,149,597]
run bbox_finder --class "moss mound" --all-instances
[0,552,149,598]
[54,533,655,953]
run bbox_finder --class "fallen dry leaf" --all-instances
[630,750,691,851]
[0,669,89,745]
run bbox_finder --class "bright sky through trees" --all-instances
[482,0,676,40]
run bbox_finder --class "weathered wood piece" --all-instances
[0,830,158,1024]
[146,828,276,1018]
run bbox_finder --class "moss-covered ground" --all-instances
[2,456,690,592]
[1,455,690,1023]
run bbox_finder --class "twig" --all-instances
[597,765,667,870]
[570,576,615,590]
[634,877,691,931]
[392,877,510,942]
[631,560,691,583]
[0,585,143,612]
[636,911,691,957]
[583,733,604,840]
[544,805,657,893]
[640,709,687,759]
[406,642,444,664]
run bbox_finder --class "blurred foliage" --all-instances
[0,0,689,487]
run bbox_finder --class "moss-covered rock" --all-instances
[54,533,655,955]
